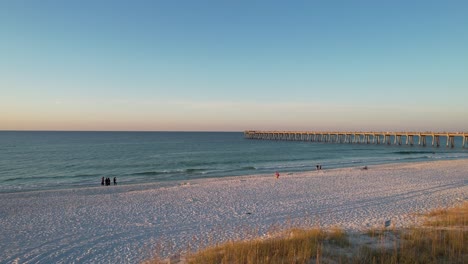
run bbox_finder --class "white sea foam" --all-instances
[0,159,466,263]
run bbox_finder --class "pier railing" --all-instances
[244,130,468,148]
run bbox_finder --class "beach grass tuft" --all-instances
[424,201,468,227]
[327,225,350,248]
[365,227,386,238]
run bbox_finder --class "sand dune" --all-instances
[1,159,467,263]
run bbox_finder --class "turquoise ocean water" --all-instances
[0,131,467,193]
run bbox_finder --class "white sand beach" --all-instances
[1,159,467,263]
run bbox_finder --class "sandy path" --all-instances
[0,159,467,263]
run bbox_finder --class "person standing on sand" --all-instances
[275,171,280,179]
[113,177,117,185]
[101,177,104,185]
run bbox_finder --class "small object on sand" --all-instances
[246,212,252,215]
[384,220,391,228]
[363,166,368,170]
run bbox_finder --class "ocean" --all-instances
[1,131,467,193]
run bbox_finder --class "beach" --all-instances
[1,159,467,263]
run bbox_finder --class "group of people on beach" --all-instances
[101,177,116,186]
[316,164,322,170]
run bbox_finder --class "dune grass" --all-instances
[356,228,467,264]
[188,228,326,264]
[183,226,354,264]
[357,202,468,264]
[424,201,468,227]
[145,202,467,264]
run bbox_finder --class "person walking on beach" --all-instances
[275,171,280,179]
[101,177,104,185]
[113,177,117,185]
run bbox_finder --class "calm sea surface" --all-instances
[0,131,467,193]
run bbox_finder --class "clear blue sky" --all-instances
[1,0,467,131]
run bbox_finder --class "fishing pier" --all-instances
[244,131,468,148]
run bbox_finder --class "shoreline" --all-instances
[2,157,467,196]
[0,154,468,195]
[1,159,467,263]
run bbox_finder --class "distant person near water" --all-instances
[101,177,117,186]
[275,171,280,179]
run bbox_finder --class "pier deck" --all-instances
[244,131,468,148]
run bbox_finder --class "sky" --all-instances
[1,0,467,132]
